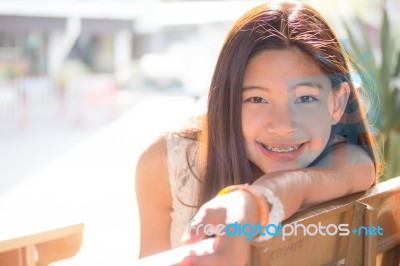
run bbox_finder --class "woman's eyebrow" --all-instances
[293,82,322,97]
[242,85,270,92]
[291,82,323,90]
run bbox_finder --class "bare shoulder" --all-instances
[332,142,376,190]
[334,142,373,162]
[135,135,171,209]
[136,135,168,174]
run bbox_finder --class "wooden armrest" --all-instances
[250,176,400,266]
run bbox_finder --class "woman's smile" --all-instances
[261,142,304,152]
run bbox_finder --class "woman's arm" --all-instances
[252,143,376,220]
[135,136,172,258]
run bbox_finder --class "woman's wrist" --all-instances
[250,185,285,223]
[251,170,310,220]
[237,190,260,225]
[217,189,260,225]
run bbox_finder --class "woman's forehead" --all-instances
[244,48,331,89]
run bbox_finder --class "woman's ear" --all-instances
[331,82,350,125]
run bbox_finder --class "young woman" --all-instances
[136,1,381,265]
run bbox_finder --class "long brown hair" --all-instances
[185,1,381,208]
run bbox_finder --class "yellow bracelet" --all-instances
[216,184,270,228]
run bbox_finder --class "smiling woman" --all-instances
[135,1,381,265]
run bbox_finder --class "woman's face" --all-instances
[242,48,346,174]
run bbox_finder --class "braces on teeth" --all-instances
[263,143,302,153]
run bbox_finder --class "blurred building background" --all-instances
[0,0,267,185]
[0,0,399,265]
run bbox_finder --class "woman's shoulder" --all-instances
[135,131,198,208]
[138,135,168,165]
[135,135,169,190]
[136,125,201,179]
[164,131,198,151]
[137,120,201,162]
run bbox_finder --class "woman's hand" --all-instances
[180,190,258,266]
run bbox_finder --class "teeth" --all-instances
[262,143,302,153]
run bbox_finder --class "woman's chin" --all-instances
[257,159,312,174]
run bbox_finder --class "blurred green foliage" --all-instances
[342,1,400,181]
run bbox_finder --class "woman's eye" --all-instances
[248,97,267,103]
[295,96,317,103]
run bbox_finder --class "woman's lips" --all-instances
[257,141,308,161]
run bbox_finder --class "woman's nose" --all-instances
[265,104,296,137]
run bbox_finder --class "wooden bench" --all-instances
[250,176,400,266]
[0,161,85,266]
[0,223,84,266]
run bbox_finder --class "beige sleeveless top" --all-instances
[166,133,201,248]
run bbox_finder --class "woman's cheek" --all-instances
[242,107,269,131]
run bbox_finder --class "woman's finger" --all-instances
[182,207,228,244]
